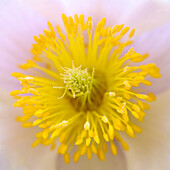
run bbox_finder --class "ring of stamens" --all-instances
[10,14,160,164]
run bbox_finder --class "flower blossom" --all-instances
[0,0,170,170]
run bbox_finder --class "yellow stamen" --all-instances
[11,14,160,163]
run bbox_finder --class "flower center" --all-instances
[57,65,107,112]
[60,65,93,98]
[10,14,160,164]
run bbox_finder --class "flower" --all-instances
[10,13,161,163]
[0,0,170,170]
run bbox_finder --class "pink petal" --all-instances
[0,88,57,169]
[24,0,170,35]
[133,23,170,93]
[57,143,126,170]
[123,0,170,36]
[0,0,48,90]
[23,0,144,25]
[124,88,170,170]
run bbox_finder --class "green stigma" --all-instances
[58,64,94,99]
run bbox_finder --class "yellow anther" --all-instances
[121,140,129,151]
[75,138,83,145]
[10,90,20,96]
[114,119,123,131]
[74,14,79,23]
[87,148,92,160]
[101,116,108,123]
[136,94,148,99]
[102,143,108,152]
[91,143,97,154]
[88,20,93,30]
[116,97,122,102]
[19,60,36,69]
[55,120,68,128]
[73,151,80,163]
[131,123,142,133]
[34,109,43,117]
[59,132,69,143]
[84,121,90,130]
[50,143,56,150]
[42,130,49,139]
[132,104,140,112]
[64,153,70,164]
[94,135,100,144]
[11,72,26,78]
[117,24,124,32]
[120,27,130,36]
[108,92,116,97]
[126,124,134,137]
[123,80,131,89]
[80,145,86,155]
[33,119,42,126]
[58,144,68,155]
[132,111,139,119]
[146,93,156,102]
[86,138,91,146]
[123,66,131,72]
[97,149,105,161]
[22,122,33,128]
[62,13,68,26]
[32,139,41,148]
[81,130,87,138]
[79,14,84,25]
[110,142,118,155]
[123,93,131,99]
[103,133,109,142]
[108,124,114,140]
[142,80,152,86]
[89,130,94,137]
[129,28,135,38]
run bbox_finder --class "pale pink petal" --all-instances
[133,23,170,93]
[24,0,170,34]
[57,144,126,170]
[23,0,102,24]
[0,0,48,90]
[23,0,143,25]
[123,0,170,36]
[0,88,57,170]
[124,88,170,170]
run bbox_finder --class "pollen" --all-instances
[11,14,160,164]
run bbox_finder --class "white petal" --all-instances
[57,143,126,170]
[0,88,57,170]
[133,23,170,93]
[24,0,145,25]
[124,88,170,170]
[23,0,102,24]
[0,0,48,90]
[123,0,170,36]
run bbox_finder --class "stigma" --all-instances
[10,14,160,164]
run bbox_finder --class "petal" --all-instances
[23,0,143,25]
[124,88,170,170]
[0,88,57,170]
[57,143,126,170]
[133,23,170,93]
[123,0,170,36]
[0,0,48,90]
[24,0,170,34]
[23,0,102,24]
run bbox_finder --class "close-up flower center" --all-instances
[10,14,160,164]
[58,65,107,112]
